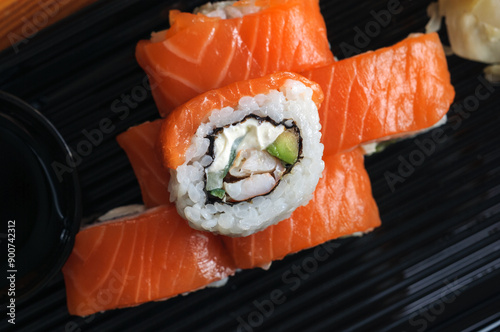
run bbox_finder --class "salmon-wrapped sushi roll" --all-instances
[158,72,325,237]
[62,205,236,316]
[301,33,455,156]
[136,0,334,116]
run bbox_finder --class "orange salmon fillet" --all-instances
[62,205,236,316]
[136,0,334,116]
[302,33,455,156]
[116,119,170,207]
[157,72,324,169]
[222,148,380,269]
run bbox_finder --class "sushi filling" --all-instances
[194,1,263,19]
[205,116,301,202]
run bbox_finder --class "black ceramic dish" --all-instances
[0,91,81,305]
[0,0,499,331]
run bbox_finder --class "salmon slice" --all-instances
[301,32,455,156]
[136,0,334,116]
[62,205,236,316]
[222,148,380,269]
[116,119,170,207]
[157,71,324,170]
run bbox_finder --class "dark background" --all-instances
[1,0,499,331]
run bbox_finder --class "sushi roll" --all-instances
[62,205,236,316]
[301,33,455,156]
[158,72,325,237]
[136,0,334,116]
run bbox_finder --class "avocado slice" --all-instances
[266,130,299,164]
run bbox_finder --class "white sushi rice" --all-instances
[194,1,262,19]
[169,79,324,237]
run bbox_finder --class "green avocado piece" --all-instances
[266,130,299,165]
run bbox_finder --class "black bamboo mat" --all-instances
[1,0,499,331]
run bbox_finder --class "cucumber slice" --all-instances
[206,170,225,191]
[206,135,246,192]
[210,189,226,199]
[224,135,245,177]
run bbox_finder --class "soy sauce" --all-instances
[0,92,80,304]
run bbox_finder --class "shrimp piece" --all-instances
[229,149,282,177]
[224,173,277,201]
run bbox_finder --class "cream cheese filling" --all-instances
[206,117,285,176]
